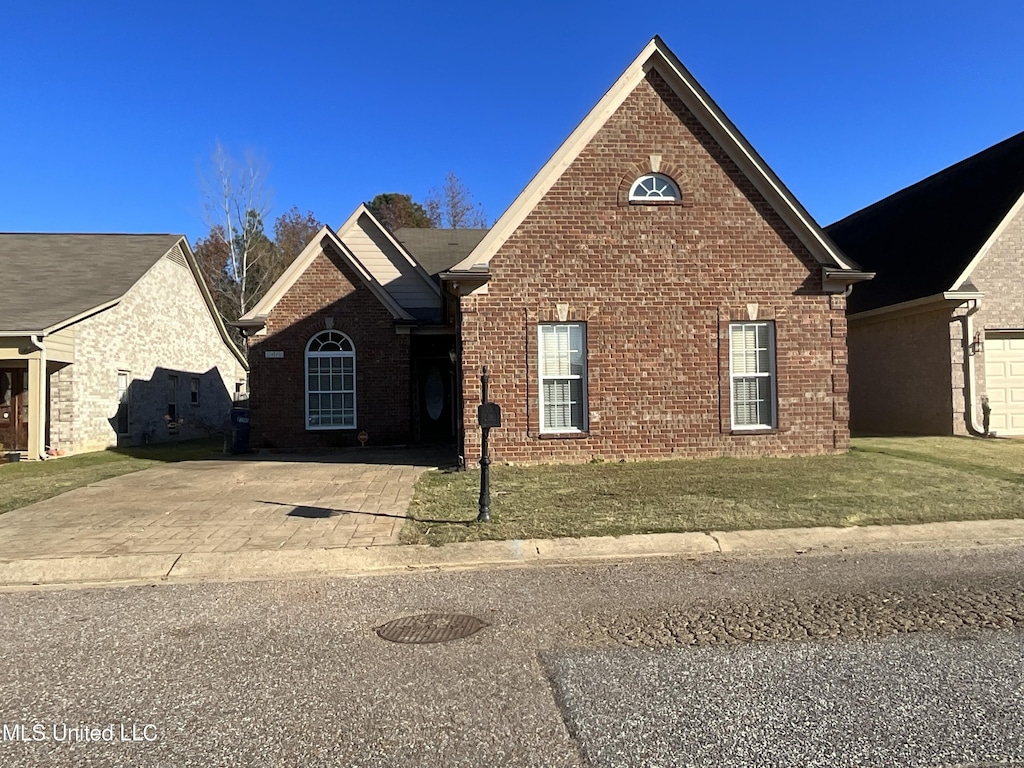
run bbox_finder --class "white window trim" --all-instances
[729,322,777,431]
[628,173,681,203]
[538,323,588,433]
[305,331,357,431]
[190,376,200,406]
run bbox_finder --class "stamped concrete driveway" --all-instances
[0,449,449,561]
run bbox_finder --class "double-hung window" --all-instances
[539,323,587,432]
[729,322,776,430]
[306,330,356,429]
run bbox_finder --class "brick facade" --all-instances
[847,308,955,435]
[458,70,850,464]
[847,204,1024,437]
[248,242,411,450]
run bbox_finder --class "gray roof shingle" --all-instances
[826,130,1024,313]
[392,228,489,276]
[0,233,182,332]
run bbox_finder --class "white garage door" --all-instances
[985,331,1024,436]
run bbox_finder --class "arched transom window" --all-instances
[305,330,356,429]
[628,173,681,203]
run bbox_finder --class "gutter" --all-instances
[961,299,987,437]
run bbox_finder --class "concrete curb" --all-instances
[0,553,179,587]
[2,520,1023,588]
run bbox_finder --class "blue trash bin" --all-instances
[229,407,250,454]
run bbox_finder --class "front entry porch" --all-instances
[0,335,73,460]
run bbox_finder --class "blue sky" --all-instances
[3,1,1023,244]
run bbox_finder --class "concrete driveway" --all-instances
[0,448,449,562]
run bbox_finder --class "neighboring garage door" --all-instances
[985,331,1024,436]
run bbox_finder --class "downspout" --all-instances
[28,335,47,459]
[961,299,986,436]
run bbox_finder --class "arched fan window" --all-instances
[305,330,356,429]
[628,173,681,203]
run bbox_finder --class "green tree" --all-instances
[367,193,433,231]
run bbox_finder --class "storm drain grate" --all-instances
[375,613,488,644]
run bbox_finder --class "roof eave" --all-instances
[848,290,984,322]
[440,269,491,295]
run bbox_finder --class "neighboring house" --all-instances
[826,131,1024,437]
[239,36,871,462]
[0,234,248,458]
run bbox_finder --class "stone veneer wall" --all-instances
[48,253,244,453]
[958,203,1024,433]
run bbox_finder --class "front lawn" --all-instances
[0,439,223,515]
[402,437,1024,546]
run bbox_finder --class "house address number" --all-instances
[265,351,285,359]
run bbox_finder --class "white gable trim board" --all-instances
[452,36,861,281]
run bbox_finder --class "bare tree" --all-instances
[198,141,276,319]
[425,171,488,229]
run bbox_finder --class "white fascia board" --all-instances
[245,218,414,322]
[847,291,985,322]
[950,189,1024,290]
[453,37,854,274]
[327,230,415,321]
[338,205,441,297]
[450,43,652,271]
[37,298,121,336]
[241,225,335,321]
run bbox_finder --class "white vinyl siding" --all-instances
[306,331,356,429]
[539,323,587,432]
[341,214,438,310]
[729,322,776,430]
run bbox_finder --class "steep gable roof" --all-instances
[242,205,448,326]
[0,233,247,368]
[240,222,413,325]
[393,228,489,276]
[450,36,860,284]
[0,233,182,332]
[826,130,1024,314]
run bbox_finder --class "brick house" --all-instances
[827,131,1024,437]
[237,206,482,450]
[0,234,248,458]
[240,37,871,462]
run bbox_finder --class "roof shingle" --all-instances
[826,131,1024,313]
[0,234,182,332]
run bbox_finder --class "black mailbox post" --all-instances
[477,367,501,522]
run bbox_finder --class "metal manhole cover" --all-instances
[375,613,488,644]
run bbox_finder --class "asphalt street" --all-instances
[1,544,1023,767]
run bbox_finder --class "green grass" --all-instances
[402,437,1024,546]
[0,439,224,515]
